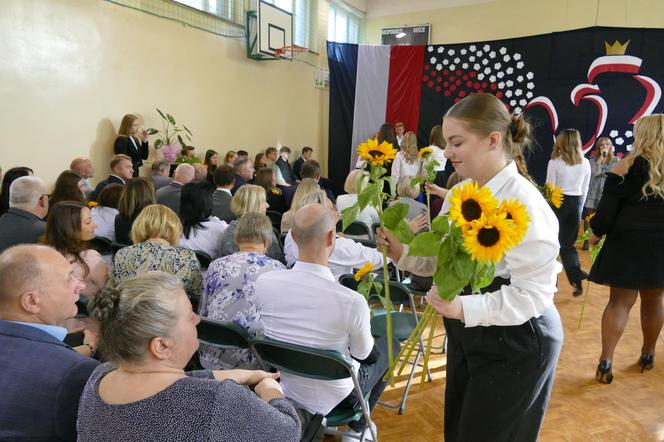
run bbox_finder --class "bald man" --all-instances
[255,204,397,439]
[0,176,49,253]
[156,163,195,215]
[70,156,95,197]
[0,245,99,441]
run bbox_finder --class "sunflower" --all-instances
[354,262,374,281]
[545,183,564,209]
[448,182,498,228]
[498,198,530,243]
[462,212,517,263]
[357,138,398,166]
[87,201,98,208]
[419,147,434,159]
[584,212,595,223]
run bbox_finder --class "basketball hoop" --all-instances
[274,45,309,61]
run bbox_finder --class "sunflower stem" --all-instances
[387,306,431,375]
[396,307,433,376]
[420,309,438,385]
[426,191,432,231]
[577,279,592,330]
[380,224,395,387]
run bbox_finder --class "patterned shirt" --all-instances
[110,241,203,300]
[199,252,284,369]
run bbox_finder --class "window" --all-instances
[328,1,364,44]
[263,0,317,50]
[173,0,242,24]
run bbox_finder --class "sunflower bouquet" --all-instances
[354,262,384,316]
[540,182,564,208]
[388,181,531,382]
[575,212,604,328]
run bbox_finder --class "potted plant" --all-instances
[147,109,193,162]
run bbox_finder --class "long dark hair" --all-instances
[180,180,215,239]
[117,177,155,220]
[0,167,33,216]
[377,123,397,147]
[204,149,218,175]
[50,170,86,207]
[255,167,275,193]
[43,201,91,278]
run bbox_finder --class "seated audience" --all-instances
[293,146,313,181]
[266,147,288,186]
[90,184,123,242]
[336,169,380,229]
[281,179,321,234]
[219,185,285,264]
[276,146,297,185]
[255,167,287,214]
[115,177,156,245]
[179,181,228,259]
[0,166,34,216]
[0,245,99,441]
[70,156,95,197]
[254,152,268,172]
[199,213,285,369]
[204,149,219,177]
[49,169,87,210]
[255,204,396,437]
[177,145,199,164]
[110,204,202,301]
[43,201,110,300]
[236,150,249,161]
[156,163,195,215]
[212,165,237,223]
[77,272,300,442]
[114,113,149,177]
[0,176,48,253]
[389,176,428,220]
[224,150,238,166]
[284,196,385,281]
[149,160,172,190]
[231,158,255,194]
[90,154,133,201]
[193,163,208,182]
[283,159,333,209]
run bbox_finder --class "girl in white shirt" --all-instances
[179,181,228,259]
[546,129,591,295]
[378,94,563,442]
[428,124,449,186]
[391,132,422,184]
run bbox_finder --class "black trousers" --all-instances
[554,194,585,285]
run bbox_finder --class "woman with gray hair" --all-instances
[199,213,285,370]
[77,272,300,441]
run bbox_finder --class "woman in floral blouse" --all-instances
[199,213,284,369]
[110,204,203,302]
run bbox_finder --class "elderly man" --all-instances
[255,204,396,439]
[70,156,95,197]
[0,176,49,253]
[230,158,255,194]
[149,160,172,190]
[90,154,134,201]
[156,163,195,215]
[0,245,99,441]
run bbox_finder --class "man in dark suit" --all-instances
[276,146,297,185]
[293,146,313,181]
[89,154,134,201]
[212,165,237,223]
[156,163,195,216]
[149,160,173,190]
[0,244,99,441]
[114,117,149,177]
[283,160,335,209]
[231,158,255,194]
[0,176,49,253]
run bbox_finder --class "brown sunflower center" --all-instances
[368,150,384,158]
[477,227,500,247]
[461,199,482,221]
[505,212,513,220]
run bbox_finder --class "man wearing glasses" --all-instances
[0,176,49,253]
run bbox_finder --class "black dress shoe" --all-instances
[596,360,613,384]
[639,353,654,373]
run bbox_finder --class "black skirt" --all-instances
[589,230,664,289]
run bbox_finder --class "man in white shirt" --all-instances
[255,203,396,436]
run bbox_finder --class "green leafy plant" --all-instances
[147,108,193,150]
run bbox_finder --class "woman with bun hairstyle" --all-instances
[77,272,301,441]
[377,94,563,442]
[114,114,149,178]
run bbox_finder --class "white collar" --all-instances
[216,187,232,195]
[110,174,125,184]
[292,261,335,282]
[483,161,518,195]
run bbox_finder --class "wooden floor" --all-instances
[362,249,664,441]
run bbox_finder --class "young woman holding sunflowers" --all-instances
[377,93,564,442]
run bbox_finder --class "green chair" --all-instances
[253,336,376,441]
[196,318,264,368]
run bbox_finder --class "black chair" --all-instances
[253,336,376,441]
[88,236,112,255]
[110,242,130,260]
[266,210,282,230]
[194,250,213,270]
[75,294,89,318]
[356,238,377,249]
[196,318,264,369]
[343,221,372,240]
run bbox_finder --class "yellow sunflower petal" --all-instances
[419,147,434,159]
[462,211,517,263]
[448,182,499,228]
[497,198,530,243]
[354,262,374,281]
[357,138,397,166]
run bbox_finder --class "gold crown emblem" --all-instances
[605,40,630,55]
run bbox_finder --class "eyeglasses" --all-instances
[40,193,51,200]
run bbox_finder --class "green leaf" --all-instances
[471,262,496,292]
[177,134,187,148]
[433,267,466,301]
[154,139,163,149]
[156,108,167,121]
[357,183,378,211]
[166,113,176,125]
[183,125,193,136]
[431,215,450,235]
[392,219,415,244]
[382,203,409,230]
[439,234,457,262]
[410,176,424,188]
[408,232,441,256]
[146,128,158,135]
[341,204,360,231]
[453,251,475,281]
[373,281,383,295]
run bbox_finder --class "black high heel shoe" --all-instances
[638,353,654,373]
[596,360,613,384]
[572,281,583,297]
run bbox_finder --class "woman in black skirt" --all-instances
[589,114,664,384]
[545,129,591,295]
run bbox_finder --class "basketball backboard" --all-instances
[246,0,293,61]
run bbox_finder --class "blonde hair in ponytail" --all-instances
[444,93,533,180]
[631,114,664,199]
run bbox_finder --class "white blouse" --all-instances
[336,194,380,229]
[546,158,591,204]
[391,151,422,182]
[179,216,228,259]
[90,206,118,242]
[397,161,562,327]
[427,145,447,172]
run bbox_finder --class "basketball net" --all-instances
[274,45,309,61]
